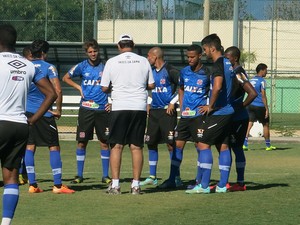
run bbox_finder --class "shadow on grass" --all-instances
[246,147,291,151]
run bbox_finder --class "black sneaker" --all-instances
[70,176,83,184]
[157,179,176,189]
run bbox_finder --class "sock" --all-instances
[148,149,158,177]
[2,184,19,223]
[218,149,232,188]
[101,149,110,178]
[25,149,36,185]
[232,146,246,184]
[265,139,271,148]
[199,149,213,189]
[243,137,248,147]
[169,147,183,181]
[18,158,25,175]
[76,148,86,178]
[131,179,139,188]
[111,179,119,188]
[50,150,62,186]
[196,148,202,183]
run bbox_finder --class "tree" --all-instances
[265,0,300,20]
[209,0,248,20]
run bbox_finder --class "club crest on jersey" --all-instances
[8,60,26,69]
[160,79,166,84]
[197,79,203,85]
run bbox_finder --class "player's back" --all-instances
[0,52,35,123]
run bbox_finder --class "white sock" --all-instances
[111,179,119,188]
[131,179,139,188]
[1,217,12,225]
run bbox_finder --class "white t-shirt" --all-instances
[101,51,154,111]
[0,52,37,124]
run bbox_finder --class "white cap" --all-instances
[119,34,133,42]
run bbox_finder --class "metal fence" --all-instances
[1,0,299,134]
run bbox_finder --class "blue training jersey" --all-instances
[250,75,266,107]
[209,57,234,116]
[231,65,250,121]
[26,60,58,117]
[179,65,210,118]
[151,62,179,109]
[68,59,107,110]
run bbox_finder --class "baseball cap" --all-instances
[119,34,133,42]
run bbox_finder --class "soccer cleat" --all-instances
[29,185,43,193]
[215,185,228,193]
[140,177,158,186]
[157,179,177,189]
[102,176,112,184]
[131,186,141,195]
[266,146,276,151]
[53,185,75,194]
[106,184,121,195]
[185,184,210,194]
[70,176,83,184]
[19,174,28,185]
[229,183,246,192]
[242,145,249,151]
[186,181,200,190]
[175,176,183,187]
[210,183,231,192]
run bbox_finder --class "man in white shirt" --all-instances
[101,34,155,195]
[0,24,56,225]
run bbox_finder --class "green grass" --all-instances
[2,140,300,225]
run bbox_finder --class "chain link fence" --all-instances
[1,0,299,135]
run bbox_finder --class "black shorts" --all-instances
[108,110,147,148]
[175,116,205,142]
[199,114,232,146]
[0,121,29,169]
[247,105,269,124]
[145,108,177,145]
[26,112,59,147]
[76,107,110,142]
[229,118,249,148]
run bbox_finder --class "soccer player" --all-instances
[63,39,111,184]
[140,47,180,187]
[101,34,155,195]
[243,63,276,151]
[224,46,257,191]
[25,40,75,194]
[0,24,56,225]
[186,34,234,194]
[159,44,210,189]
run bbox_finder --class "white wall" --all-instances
[98,19,300,72]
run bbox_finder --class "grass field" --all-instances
[1,140,300,225]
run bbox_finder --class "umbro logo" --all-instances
[8,60,26,69]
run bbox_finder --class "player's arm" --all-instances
[28,77,57,125]
[242,81,257,107]
[261,86,269,118]
[62,72,83,98]
[178,86,184,110]
[48,77,62,118]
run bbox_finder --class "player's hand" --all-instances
[49,109,62,119]
[105,103,111,112]
[265,109,269,119]
[166,104,175,115]
[199,105,210,115]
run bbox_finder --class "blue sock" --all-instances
[196,148,202,182]
[199,149,213,189]
[148,149,158,177]
[25,149,36,185]
[265,139,271,148]
[101,149,110,178]
[169,147,183,180]
[2,184,19,220]
[218,149,232,188]
[244,137,248,147]
[232,146,246,184]
[76,148,86,178]
[50,150,62,186]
